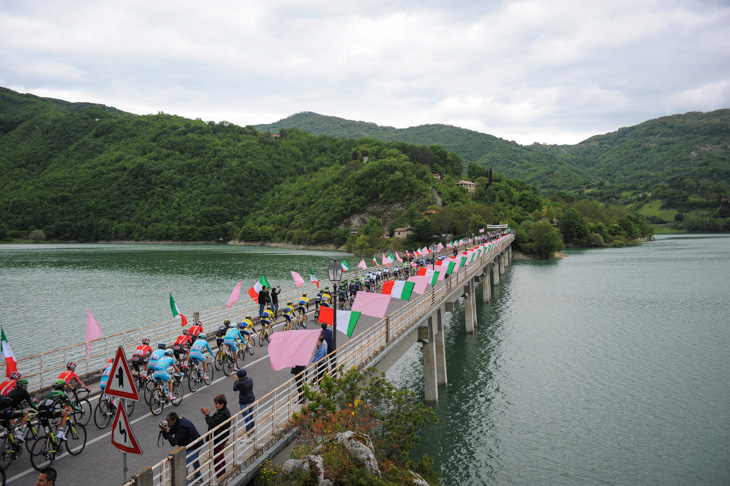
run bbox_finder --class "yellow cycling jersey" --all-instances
[298,297,308,305]
[262,309,275,321]
[321,293,332,303]
[282,305,294,315]
[240,319,255,332]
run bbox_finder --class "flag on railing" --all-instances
[407,276,428,294]
[351,291,392,318]
[268,329,321,370]
[308,269,319,289]
[372,257,378,266]
[341,261,350,271]
[395,251,403,263]
[381,280,415,301]
[169,294,188,326]
[247,276,271,301]
[480,228,485,233]
[85,309,103,358]
[437,242,444,251]
[1,327,17,378]
[318,307,362,338]
[429,270,440,285]
[388,253,396,264]
[290,272,305,288]
[358,259,368,270]
[227,281,242,308]
[446,260,457,275]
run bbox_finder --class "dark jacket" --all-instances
[321,328,334,355]
[164,416,201,448]
[258,289,270,305]
[233,369,255,405]
[204,407,231,445]
[270,287,281,304]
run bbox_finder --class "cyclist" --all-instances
[99,358,114,392]
[239,317,255,347]
[321,288,332,307]
[338,283,348,304]
[281,302,295,328]
[349,279,359,298]
[188,333,214,381]
[298,294,309,316]
[131,338,153,377]
[0,377,38,441]
[222,325,246,371]
[0,370,21,396]
[153,349,181,401]
[188,321,204,337]
[38,379,81,442]
[262,305,276,324]
[148,343,167,374]
[216,321,232,348]
[57,362,90,393]
[364,274,372,291]
[173,328,193,363]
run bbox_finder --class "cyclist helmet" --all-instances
[53,379,66,390]
[66,362,77,370]
[198,333,207,340]
[142,338,150,345]
[218,325,226,333]
[224,319,231,325]
[245,315,252,320]
[9,371,21,380]
[183,328,190,336]
[16,378,28,388]
[165,349,174,356]
[158,343,167,350]
[302,293,307,297]
[287,302,293,306]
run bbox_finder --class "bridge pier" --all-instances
[482,265,491,303]
[499,253,505,275]
[493,258,500,286]
[419,317,438,402]
[435,306,447,386]
[464,279,477,333]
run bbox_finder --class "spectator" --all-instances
[320,323,333,355]
[233,368,255,433]
[160,412,202,483]
[270,286,281,317]
[36,468,57,486]
[291,364,306,403]
[258,287,270,317]
[201,394,231,479]
[312,337,328,383]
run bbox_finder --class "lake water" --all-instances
[1,236,728,485]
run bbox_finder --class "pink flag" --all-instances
[437,242,444,251]
[395,251,403,263]
[226,281,242,308]
[358,259,368,270]
[407,276,428,294]
[351,291,392,318]
[479,228,485,233]
[86,309,103,358]
[268,329,321,370]
[290,271,305,288]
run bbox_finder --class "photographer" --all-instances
[159,412,201,483]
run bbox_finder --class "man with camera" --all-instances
[159,412,201,482]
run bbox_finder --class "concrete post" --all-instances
[421,318,438,402]
[435,307,447,386]
[493,259,500,286]
[482,267,491,303]
[132,467,153,486]
[170,447,188,486]
[499,253,505,275]
[504,248,510,267]
[464,280,476,333]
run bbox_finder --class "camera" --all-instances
[159,420,168,428]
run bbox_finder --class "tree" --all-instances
[559,208,589,246]
[29,229,46,243]
[524,221,563,258]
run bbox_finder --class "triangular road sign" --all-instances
[104,346,140,401]
[111,402,143,455]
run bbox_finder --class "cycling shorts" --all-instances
[223,338,238,353]
[283,313,293,322]
[297,306,306,314]
[190,350,205,363]
[153,370,171,383]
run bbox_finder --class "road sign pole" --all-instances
[123,398,128,483]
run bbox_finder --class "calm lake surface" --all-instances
[1,235,729,485]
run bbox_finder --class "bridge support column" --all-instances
[420,318,438,402]
[508,245,512,262]
[464,279,476,333]
[499,253,505,275]
[482,267,491,303]
[435,307,447,386]
[504,248,510,267]
[492,259,500,286]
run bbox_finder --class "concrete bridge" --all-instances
[5,235,513,486]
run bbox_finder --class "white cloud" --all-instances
[1,0,729,145]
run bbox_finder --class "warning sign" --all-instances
[104,346,140,401]
[111,403,143,455]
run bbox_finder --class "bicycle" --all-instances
[30,412,87,471]
[237,339,254,362]
[67,387,92,427]
[149,374,183,416]
[257,321,273,347]
[93,395,135,429]
[220,345,236,376]
[295,312,307,329]
[187,358,214,393]
[0,413,26,469]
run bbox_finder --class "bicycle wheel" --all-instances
[25,422,42,454]
[222,354,233,376]
[74,398,92,426]
[93,398,114,429]
[150,389,164,416]
[30,436,54,471]
[188,369,200,393]
[0,463,5,486]
[0,437,12,469]
[258,329,266,346]
[264,328,271,344]
[204,365,214,385]
[65,423,86,456]
[237,347,245,363]
[247,343,255,356]
[214,349,223,371]
[125,399,136,417]
[144,380,157,404]
[171,382,183,406]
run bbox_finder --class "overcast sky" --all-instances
[1,0,728,145]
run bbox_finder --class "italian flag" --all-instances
[169,294,188,326]
[372,257,378,266]
[445,261,457,275]
[381,280,415,301]
[1,328,17,378]
[248,276,271,301]
[318,308,362,338]
[341,261,350,271]
[309,269,319,289]
[425,268,439,285]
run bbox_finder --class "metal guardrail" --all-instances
[145,235,513,486]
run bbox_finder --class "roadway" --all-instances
[7,297,412,486]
